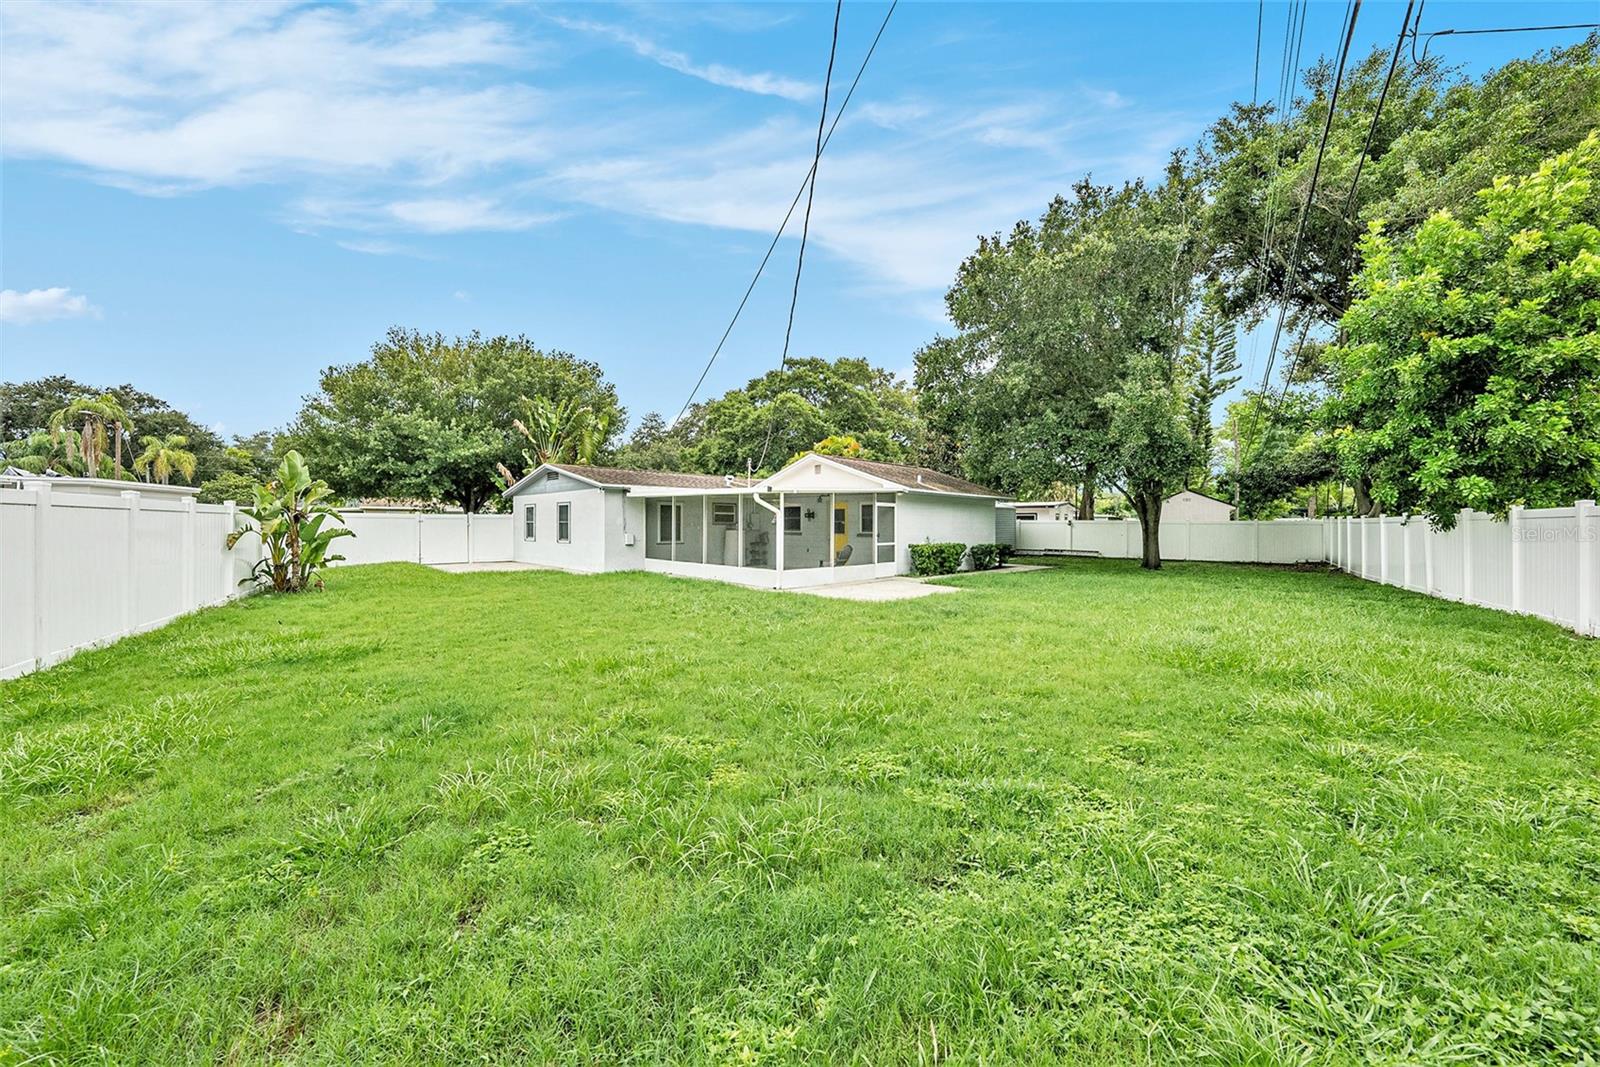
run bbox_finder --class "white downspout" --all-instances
[752,491,782,589]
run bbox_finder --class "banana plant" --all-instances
[226,450,353,592]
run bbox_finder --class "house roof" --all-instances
[502,462,755,496]
[823,456,1005,498]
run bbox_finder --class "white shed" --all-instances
[1163,489,1236,522]
[502,453,1007,589]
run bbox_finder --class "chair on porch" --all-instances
[833,543,853,566]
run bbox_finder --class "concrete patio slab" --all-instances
[788,577,960,601]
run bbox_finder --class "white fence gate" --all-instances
[0,490,514,679]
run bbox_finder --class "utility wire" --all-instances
[1267,0,1416,425]
[1418,22,1598,64]
[1240,0,1363,456]
[753,0,843,473]
[1252,0,1264,105]
[672,1,895,429]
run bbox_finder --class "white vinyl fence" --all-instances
[1015,517,1328,564]
[0,489,514,679]
[1016,504,1599,637]
[1328,503,1598,637]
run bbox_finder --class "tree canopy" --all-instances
[1324,133,1600,526]
[289,329,623,512]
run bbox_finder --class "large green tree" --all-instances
[1207,37,1599,332]
[675,357,921,476]
[1324,133,1600,526]
[290,329,623,512]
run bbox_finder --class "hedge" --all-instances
[968,543,1001,571]
[910,542,966,576]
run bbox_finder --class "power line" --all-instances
[1417,22,1598,64]
[753,0,843,473]
[1240,0,1363,456]
[671,1,896,429]
[1263,1,1417,438]
[1252,0,1264,105]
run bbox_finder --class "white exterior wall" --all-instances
[895,493,1000,573]
[510,476,612,573]
[1163,491,1236,522]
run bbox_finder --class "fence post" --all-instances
[1379,517,1389,585]
[1509,504,1525,614]
[181,496,197,613]
[416,512,424,564]
[121,490,140,636]
[1401,517,1411,590]
[31,484,52,671]
[222,500,237,600]
[1424,516,1435,595]
[1460,508,1474,605]
[1577,500,1595,636]
[466,511,475,564]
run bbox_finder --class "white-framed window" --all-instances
[557,502,571,543]
[712,501,738,526]
[524,503,537,540]
[656,502,684,543]
[859,506,874,535]
[783,505,802,534]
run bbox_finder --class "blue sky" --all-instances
[2,1,1593,440]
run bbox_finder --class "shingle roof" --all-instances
[549,464,756,490]
[826,456,1005,497]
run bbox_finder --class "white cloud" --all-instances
[0,287,100,324]
[453,290,471,302]
[0,2,543,190]
[386,197,558,233]
[547,15,815,102]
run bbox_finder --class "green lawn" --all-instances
[2,560,1597,1064]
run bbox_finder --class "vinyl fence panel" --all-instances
[1,494,516,678]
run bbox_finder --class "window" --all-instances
[859,506,874,535]
[1017,513,1037,521]
[712,501,738,526]
[524,503,537,540]
[545,471,559,482]
[834,508,846,536]
[783,505,802,534]
[557,502,571,543]
[656,502,683,543]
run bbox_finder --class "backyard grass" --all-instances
[1,559,1597,1064]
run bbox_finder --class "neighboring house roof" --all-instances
[823,456,1006,498]
[1166,488,1236,507]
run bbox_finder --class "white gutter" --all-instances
[749,492,782,589]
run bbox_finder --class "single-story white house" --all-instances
[501,453,1008,588]
[1162,489,1236,522]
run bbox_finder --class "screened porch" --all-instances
[639,490,897,581]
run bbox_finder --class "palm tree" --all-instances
[48,393,134,478]
[133,434,198,485]
[3,430,85,475]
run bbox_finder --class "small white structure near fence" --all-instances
[2,485,1594,679]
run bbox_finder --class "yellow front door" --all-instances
[833,503,848,556]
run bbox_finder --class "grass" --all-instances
[1,558,1596,1064]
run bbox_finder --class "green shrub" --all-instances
[969,543,1001,570]
[998,544,1015,566]
[910,542,965,576]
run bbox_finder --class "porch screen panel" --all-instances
[744,496,776,569]
[677,497,705,564]
[705,495,741,566]
[646,499,677,560]
[875,502,896,564]
[836,494,876,566]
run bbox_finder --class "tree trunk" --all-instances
[1134,491,1162,570]
[1077,464,1096,520]
[1353,473,1374,517]
[113,422,124,478]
